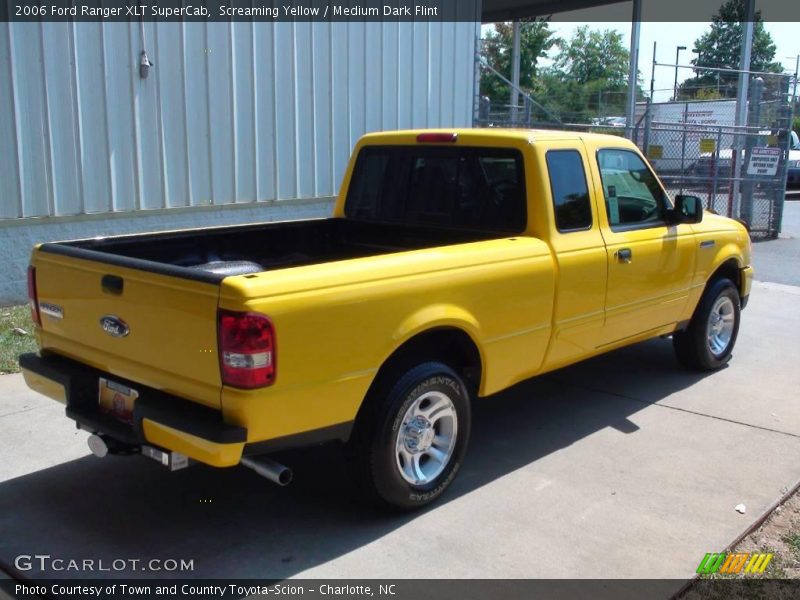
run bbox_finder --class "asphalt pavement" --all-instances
[1,203,800,592]
[752,198,800,286]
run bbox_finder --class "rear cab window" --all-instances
[345,146,526,233]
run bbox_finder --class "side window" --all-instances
[546,150,592,231]
[597,149,666,228]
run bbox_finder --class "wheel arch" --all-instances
[707,254,743,296]
[350,325,484,441]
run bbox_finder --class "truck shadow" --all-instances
[0,338,716,582]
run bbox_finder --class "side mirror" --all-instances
[672,195,703,224]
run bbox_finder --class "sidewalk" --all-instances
[0,281,799,586]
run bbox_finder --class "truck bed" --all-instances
[41,218,501,281]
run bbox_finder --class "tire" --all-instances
[673,278,741,371]
[346,361,472,511]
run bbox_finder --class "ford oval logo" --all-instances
[100,315,130,338]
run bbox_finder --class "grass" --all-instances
[784,532,800,556]
[680,492,800,599]
[0,304,37,374]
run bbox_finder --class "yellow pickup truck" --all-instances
[20,129,753,510]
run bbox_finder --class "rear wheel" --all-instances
[673,278,741,370]
[347,361,471,511]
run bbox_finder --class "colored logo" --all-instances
[696,552,773,575]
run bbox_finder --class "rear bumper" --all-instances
[19,352,246,467]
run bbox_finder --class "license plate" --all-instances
[98,378,138,424]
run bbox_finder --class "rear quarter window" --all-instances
[545,150,592,231]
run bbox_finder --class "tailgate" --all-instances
[32,248,222,409]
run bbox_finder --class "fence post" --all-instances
[773,78,795,237]
[711,127,722,212]
[478,96,490,126]
[524,96,532,127]
[510,21,521,125]
[680,103,688,196]
[740,77,763,227]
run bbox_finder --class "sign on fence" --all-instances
[699,139,716,153]
[746,147,781,176]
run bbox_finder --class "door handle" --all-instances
[101,274,124,295]
[616,248,632,263]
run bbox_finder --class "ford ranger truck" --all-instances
[20,129,753,510]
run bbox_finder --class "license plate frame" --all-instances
[98,377,138,424]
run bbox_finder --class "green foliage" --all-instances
[541,27,639,122]
[480,23,641,124]
[680,0,783,100]
[480,20,556,105]
[552,26,629,87]
[695,88,726,100]
[0,305,36,375]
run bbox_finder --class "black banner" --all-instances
[0,579,679,600]
[4,1,477,22]
[3,579,800,600]
[3,0,800,23]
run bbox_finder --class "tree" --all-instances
[545,26,638,122]
[480,20,556,104]
[479,24,641,124]
[679,0,783,100]
[552,26,629,87]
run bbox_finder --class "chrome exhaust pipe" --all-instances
[87,433,139,457]
[240,456,293,486]
[87,434,109,458]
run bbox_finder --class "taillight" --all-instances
[27,266,41,326]
[416,132,458,143]
[218,310,276,388]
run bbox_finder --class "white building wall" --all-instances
[0,15,480,304]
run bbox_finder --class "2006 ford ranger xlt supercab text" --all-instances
[20,129,753,510]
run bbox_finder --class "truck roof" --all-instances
[360,128,635,147]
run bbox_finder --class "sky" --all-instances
[545,21,799,103]
[482,9,800,106]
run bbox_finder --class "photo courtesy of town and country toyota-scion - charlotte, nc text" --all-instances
[13,3,441,18]
[14,583,397,598]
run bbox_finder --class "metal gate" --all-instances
[633,72,795,239]
[474,53,796,239]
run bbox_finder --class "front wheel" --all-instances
[346,362,472,511]
[673,278,741,370]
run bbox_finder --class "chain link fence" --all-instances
[632,72,795,239]
[474,62,796,239]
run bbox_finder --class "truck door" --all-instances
[537,142,608,370]
[591,148,695,344]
